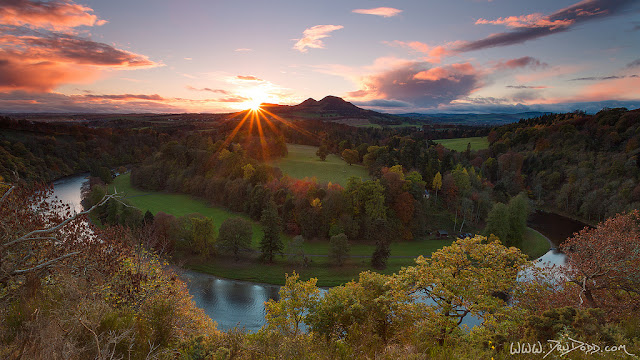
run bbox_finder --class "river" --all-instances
[51,174,589,332]
[51,174,284,331]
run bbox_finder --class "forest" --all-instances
[1,108,639,358]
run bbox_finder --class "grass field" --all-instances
[112,174,265,247]
[111,174,545,285]
[110,173,456,285]
[433,136,489,152]
[519,227,551,260]
[270,144,369,185]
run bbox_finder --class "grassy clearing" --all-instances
[270,144,369,186]
[112,174,265,246]
[433,136,489,152]
[187,237,454,286]
[110,173,456,285]
[518,227,551,260]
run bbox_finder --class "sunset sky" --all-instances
[1,0,639,114]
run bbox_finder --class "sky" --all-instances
[0,0,639,114]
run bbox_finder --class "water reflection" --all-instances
[180,270,282,331]
[51,173,89,213]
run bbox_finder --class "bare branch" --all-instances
[3,191,121,250]
[79,318,101,357]
[0,184,15,205]
[11,251,81,276]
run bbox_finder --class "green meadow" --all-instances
[433,136,489,152]
[111,169,547,285]
[269,144,369,186]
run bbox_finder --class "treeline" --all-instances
[0,117,171,185]
[282,117,489,151]
[488,108,640,221]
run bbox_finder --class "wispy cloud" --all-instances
[293,24,343,53]
[570,74,639,81]
[627,59,640,68]
[383,41,453,63]
[352,7,402,18]
[493,56,548,70]
[476,14,574,30]
[236,75,263,81]
[457,0,637,52]
[0,0,107,31]
[83,94,165,101]
[234,48,253,52]
[186,86,230,94]
[506,85,548,89]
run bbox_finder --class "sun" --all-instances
[247,99,263,111]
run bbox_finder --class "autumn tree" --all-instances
[328,233,350,266]
[182,215,216,258]
[260,199,283,263]
[306,271,416,353]
[218,217,253,261]
[399,235,529,344]
[560,210,640,316]
[432,171,442,202]
[265,272,320,337]
[342,149,359,165]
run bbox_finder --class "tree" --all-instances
[371,219,391,270]
[143,210,154,225]
[328,233,350,266]
[432,171,442,202]
[316,145,329,161]
[484,193,530,247]
[286,235,306,265]
[560,211,640,314]
[265,272,320,337]
[260,199,283,263]
[0,184,123,285]
[342,149,359,166]
[218,217,253,261]
[182,215,216,258]
[399,235,529,344]
[507,192,529,245]
[484,202,510,245]
[306,271,416,352]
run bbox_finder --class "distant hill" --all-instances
[260,96,549,127]
[261,96,404,125]
[396,112,550,126]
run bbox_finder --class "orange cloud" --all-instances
[0,31,159,92]
[384,41,455,63]
[0,0,106,31]
[349,62,483,107]
[476,13,574,30]
[352,7,402,17]
[0,57,97,92]
[236,75,263,81]
[293,25,344,53]
[414,63,476,81]
[579,77,640,101]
